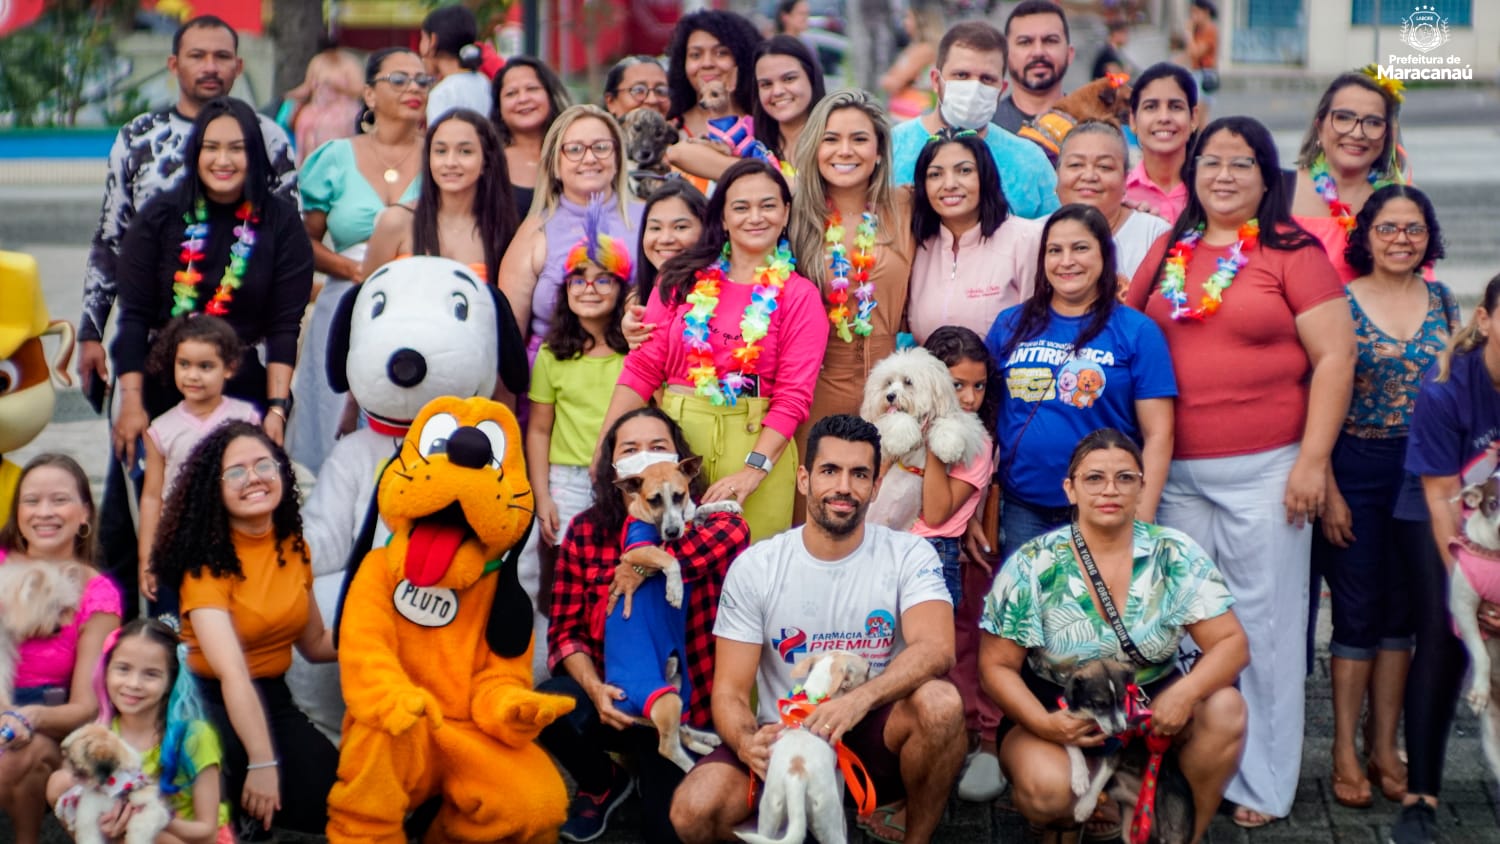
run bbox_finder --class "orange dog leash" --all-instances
[745,696,879,820]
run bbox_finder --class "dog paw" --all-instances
[1070,765,1090,797]
[876,413,922,456]
[927,417,972,464]
[665,574,684,608]
[695,500,744,518]
[1468,684,1491,714]
[680,725,722,755]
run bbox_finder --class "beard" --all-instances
[809,493,866,538]
[1009,58,1067,94]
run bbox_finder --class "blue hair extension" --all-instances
[157,643,207,795]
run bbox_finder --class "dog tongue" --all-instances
[405,521,464,587]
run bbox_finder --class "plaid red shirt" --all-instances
[549,507,749,728]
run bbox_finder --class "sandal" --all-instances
[1331,769,1373,809]
[1082,795,1123,841]
[1231,806,1279,829]
[1368,758,1409,803]
[859,802,907,844]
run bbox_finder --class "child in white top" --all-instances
[138,316,260,601]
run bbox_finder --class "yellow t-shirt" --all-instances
[181,530,312,678]
[528,344,625,467]
[126,718,232,826]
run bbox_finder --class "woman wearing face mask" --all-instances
[540,407,749,843]
[1055,121,1172,285]
[888,22,1059,220]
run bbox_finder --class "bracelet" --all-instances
[2,710,34,740]
[266,406,288,421]
[632,564,649,577]
[246,760,279,770]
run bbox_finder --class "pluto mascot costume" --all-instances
[292,256,528,739]
[328,395,574,844]
[0,251,74,513]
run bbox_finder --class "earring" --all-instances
[76,523,91,539]
[720,241,732,261]
[360,109,375,134]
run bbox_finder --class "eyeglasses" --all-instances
[1194,156,1258,177]
[221,457,280,488]
[372,72,436,90]
[619,83,670,101]
[1075,471,1144,494]
[1327,109,1388,139]
[1372,222,1429,240]
[561,140,616,161]
[566,274,620,289]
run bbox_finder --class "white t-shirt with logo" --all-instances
[715,524,952,725]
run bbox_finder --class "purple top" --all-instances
[533,194,643,343]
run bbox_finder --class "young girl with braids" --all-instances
[528,198,632,549]
[151,422,338,839]
[47,619,233,844]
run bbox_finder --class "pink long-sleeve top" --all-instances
[618,271,830,439]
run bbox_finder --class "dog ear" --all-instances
[490,286,530,397]
[1463,484,1486,510]
[325,283,361,394]
[614,475,645,496]
[790,655,814,680]
[678,455,703,479]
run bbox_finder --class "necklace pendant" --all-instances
[383,168,399,184]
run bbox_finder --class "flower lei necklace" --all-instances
[682,239,795,405]
[172,198,258,317]
[1310,152,1388,233]
[824,207,878,342]
[1159,219,1258,321]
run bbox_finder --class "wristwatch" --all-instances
[745,451,773,473]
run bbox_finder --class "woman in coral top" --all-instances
[153,422,338,839]
[1127,116,1356,828]
[602,159,828,541]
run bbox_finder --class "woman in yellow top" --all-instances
[152,422,338,838]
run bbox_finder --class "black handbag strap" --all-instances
[1071,521,1150,667]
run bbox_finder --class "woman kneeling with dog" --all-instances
[541,407,749,842]
[978,429,1248,843]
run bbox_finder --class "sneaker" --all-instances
[1388,800,1438,844]
[956,750,1006,802]
[559,763,635,843]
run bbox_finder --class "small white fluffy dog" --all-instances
[56,723,172,844]
[860,348,988,530]
[0,560,89,708]
[737,651,872,844]
[1451,475,1500,779]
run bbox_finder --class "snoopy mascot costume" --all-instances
[288,256,529,739]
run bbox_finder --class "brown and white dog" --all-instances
[620,107,680,201]
[0,560,89,709]
[737,651,872,844]
[1452,474,1500,780]
[610,456,736,771]
[56,724,172,844]
[1018,75,1135,158]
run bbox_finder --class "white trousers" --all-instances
[1158,444,1309,818]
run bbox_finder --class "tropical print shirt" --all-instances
[980,520,1235,685]
[1344,280,1459,438]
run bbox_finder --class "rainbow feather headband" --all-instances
[565,193,633,280]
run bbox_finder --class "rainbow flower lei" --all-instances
[825,209,878,343]
[1159,219,1259,321]
[1310,153,1389,233]
[172,199,258,317]
[682,239,795,405]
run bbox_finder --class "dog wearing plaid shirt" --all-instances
[606,456,734,771]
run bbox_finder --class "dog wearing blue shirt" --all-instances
[607,456,734,771]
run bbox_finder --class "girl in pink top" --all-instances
[139,316,261,606]
[607,160,828,540]
[0,454,122,844]
[907,130,1042,344]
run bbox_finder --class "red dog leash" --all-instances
[1058,682,1174,844]
[745,695,879,821]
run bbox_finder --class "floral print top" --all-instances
[980,520,1235,685]
[1345,281,1459,438]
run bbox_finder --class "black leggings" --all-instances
[1403,517,1468,797]
[537,674,686,843]
[197,673,339,836]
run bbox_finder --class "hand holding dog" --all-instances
[799,687,873,747]
[1041,710,1107,748]
[704,467,764,507]
[1147,684,1194,737]
[605,562,647,618]
[1480,600,1500,637]
[97,798,142,839]
[587,680,636,731]
[738,723,784,780]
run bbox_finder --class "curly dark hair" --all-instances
[545,269,630,360]
[665,10,763,121]
[1344,183,1445,277]
[151,421,306,589]
[145,314,245,383]
[587,407,705,534]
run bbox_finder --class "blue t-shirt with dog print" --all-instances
[986,303,1176,509]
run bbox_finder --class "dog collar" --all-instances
[745,697,879,820]
[897,462,924,477]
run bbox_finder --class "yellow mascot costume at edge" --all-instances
[0,250,74,514]
[327,396,575,844]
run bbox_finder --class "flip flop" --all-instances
[1332,769,1374,809]
[858,802,907,844]
[1082,795,1123,841]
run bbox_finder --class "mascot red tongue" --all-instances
[405,520,466,587]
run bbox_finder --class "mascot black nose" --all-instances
[387,348,428,388]
[446,426,493,469]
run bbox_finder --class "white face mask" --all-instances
[613,451,679,478]
[939,78,1001,131]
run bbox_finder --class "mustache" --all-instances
[822,495,858,508]
[1025,59,1055,71]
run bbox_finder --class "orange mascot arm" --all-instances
[339,548,445,736]
[471,651,575,749]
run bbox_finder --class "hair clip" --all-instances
[926,128,979,144]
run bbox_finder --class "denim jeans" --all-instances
[926,536,963,604]
[1000,495,1073,565]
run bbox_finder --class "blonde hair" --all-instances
[788,89,901,286]
[529,104,632,222]
[1436,273,1500,383]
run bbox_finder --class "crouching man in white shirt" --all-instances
[669,414,967,844]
